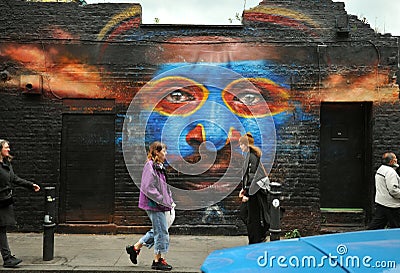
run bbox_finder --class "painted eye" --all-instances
[223,78,290,117]
[143,76,208,116]
[233,92,263,106]
[166,90,195,103]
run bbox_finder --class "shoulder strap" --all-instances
[241,154,251,189]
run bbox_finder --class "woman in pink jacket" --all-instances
[126,141,174,271]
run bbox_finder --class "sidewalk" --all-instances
[0,233,248,272]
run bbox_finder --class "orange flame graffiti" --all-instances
[2,44,106,99]
[304,71,398,105]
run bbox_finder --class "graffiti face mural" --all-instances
[123,58,299,209]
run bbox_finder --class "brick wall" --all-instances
[0,92,62,231]
[0,0,399,235]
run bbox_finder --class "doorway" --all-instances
[60,114,115,223]
[320,102,372,211]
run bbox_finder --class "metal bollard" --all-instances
[43,187,56,261]
[269,182,282,241]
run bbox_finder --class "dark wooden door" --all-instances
[320,102,371,209]
[61,114,115,223]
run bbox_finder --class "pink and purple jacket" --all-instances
[138,160,174,212]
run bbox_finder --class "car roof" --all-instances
[201,228,400,273]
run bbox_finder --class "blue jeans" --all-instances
[139,210,169,254]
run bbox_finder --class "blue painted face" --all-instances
[141,61,293,182]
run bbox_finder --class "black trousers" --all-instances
[367,203,400,230]
[0,226,11,261]
[239,196,269,244]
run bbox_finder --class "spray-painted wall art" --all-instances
[0,0,398,232]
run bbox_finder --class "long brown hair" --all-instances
[147,141,167,164]
[239,133,261,158]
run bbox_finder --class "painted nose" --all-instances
[186,124,241,150]
[186,124,205,146]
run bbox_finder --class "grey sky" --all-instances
[333,0,400,36]
[86,0,399,36]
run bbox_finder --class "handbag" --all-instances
[0,191,14,208]
[249,172,271,195]
[255,176,271,192]
[165,206,175,228]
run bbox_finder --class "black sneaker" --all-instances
[125,245,140,264]
[3,256,22,268]
[151,258,172,271]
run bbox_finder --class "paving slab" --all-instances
[0,233,248,272]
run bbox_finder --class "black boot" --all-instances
[3,255,22,268]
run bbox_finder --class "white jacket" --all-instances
[375,165,400,208]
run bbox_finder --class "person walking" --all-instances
[238,133,271,244]
[126,141,174,271]
[0,139,40,268]
[368,152,400,229]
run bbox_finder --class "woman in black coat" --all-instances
[0,139,40,268]
[238,133,271,244]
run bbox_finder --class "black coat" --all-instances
[240,150,271,244]
[241,151,266,194]
[0,159,34,226]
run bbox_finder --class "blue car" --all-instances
[201,229,400,272]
